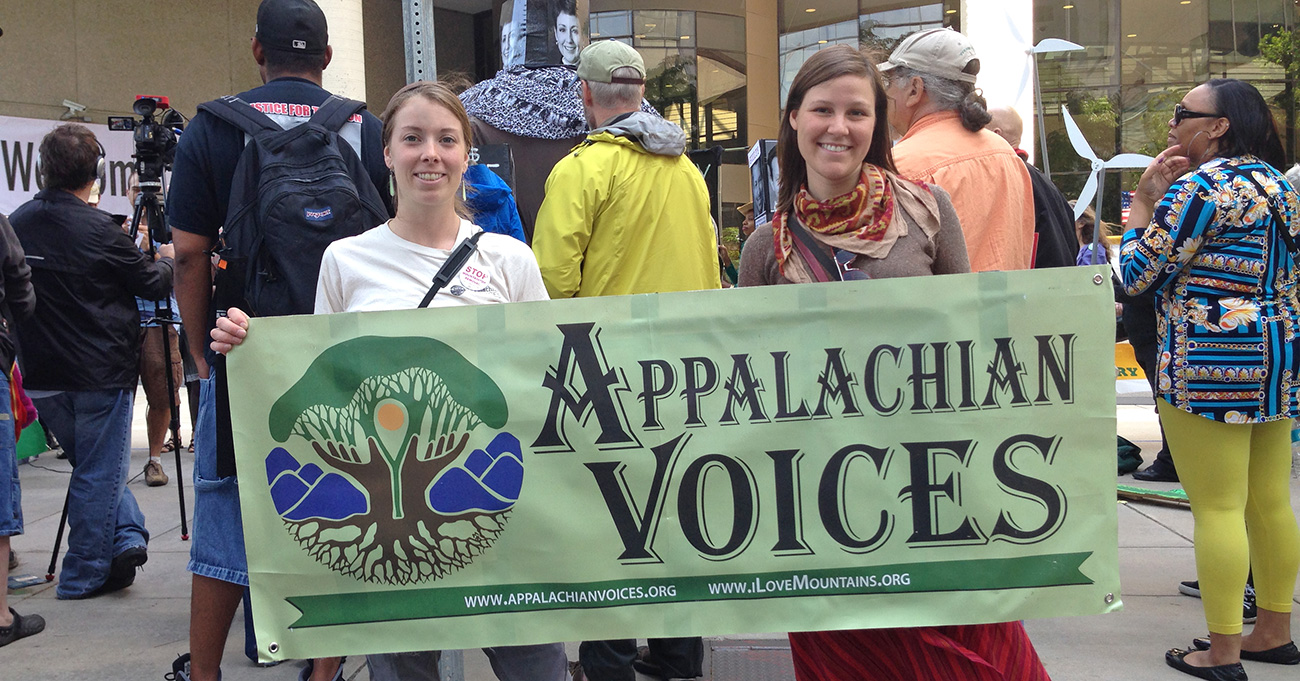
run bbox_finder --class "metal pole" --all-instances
[400,13,460,680]
[1034,55,1051,179]
[438,649,465,681]
[1093,169,1106,265]
[46,488,70,581]
[402,0,438,84]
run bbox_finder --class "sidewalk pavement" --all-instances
[4,389,1298,680]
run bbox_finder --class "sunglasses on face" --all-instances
[1173,103,1219,126]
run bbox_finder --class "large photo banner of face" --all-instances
[500,0,589,69]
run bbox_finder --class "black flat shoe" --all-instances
[1133,463,1179,482]
[1166,648,1247,680]
[1191,638,1300,665]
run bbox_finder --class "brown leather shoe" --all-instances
[144,460,169,487]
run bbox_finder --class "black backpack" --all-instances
[198,94,389,317]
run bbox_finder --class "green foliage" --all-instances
[645,54,696,111]
[1078,97,1115,121]
[1256,28,1300,112]
[1257,28,1300,78]
[721,226,740,262]
[859,20,904,58]
[1136,91,1181,157]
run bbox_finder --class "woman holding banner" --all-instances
[1120,79,1300,680]
[737,45,1052,681]
[211,80,569,681]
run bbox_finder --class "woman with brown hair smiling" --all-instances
[738,44,1051,681]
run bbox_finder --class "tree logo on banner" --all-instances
[263,336,524,585]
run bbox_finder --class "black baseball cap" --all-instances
[256,0,328,55]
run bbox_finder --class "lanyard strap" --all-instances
[418,230,486,308]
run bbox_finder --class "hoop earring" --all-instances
[1188,131,1210,165]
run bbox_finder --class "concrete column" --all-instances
[962,0,1036,158]
[319,0,368,101]
[746,0,780,144]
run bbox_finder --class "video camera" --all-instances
[108,96,185,243]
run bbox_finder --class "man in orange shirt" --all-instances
[880,28,1035,272]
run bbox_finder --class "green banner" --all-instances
[230,266,1121,661]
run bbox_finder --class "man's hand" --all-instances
[156,243,175,260]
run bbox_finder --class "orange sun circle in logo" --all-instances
[377,401,406,431]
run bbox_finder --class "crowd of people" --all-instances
[2,2,1298,681]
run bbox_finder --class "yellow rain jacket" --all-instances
[533,112,720,298]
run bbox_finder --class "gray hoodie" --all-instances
[591,111,687,157]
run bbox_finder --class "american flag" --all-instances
[1121,191,1133,226]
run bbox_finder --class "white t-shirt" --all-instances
[315,219,549,313]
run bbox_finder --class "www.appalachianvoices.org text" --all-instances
[461,570,913,610]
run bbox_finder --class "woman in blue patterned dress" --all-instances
[1121,79,1300,680]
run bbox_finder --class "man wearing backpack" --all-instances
[168,2,389,680]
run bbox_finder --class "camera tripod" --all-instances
[130,178,190,539]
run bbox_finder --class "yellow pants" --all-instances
[1157,399,1300,634]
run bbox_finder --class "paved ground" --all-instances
[4,389,1299,680]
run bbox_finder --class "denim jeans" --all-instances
[33,389,149,599]
[188,375,248,585]
[0,372,21,537]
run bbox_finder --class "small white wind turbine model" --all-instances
[1060,104,1153,262]
[1026,39,1084,179]
[998,12,1084,178]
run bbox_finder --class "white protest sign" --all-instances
[0,114,139,217]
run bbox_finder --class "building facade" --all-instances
[0,1,1294,226]
[1036,0,1299,215]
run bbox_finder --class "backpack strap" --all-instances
[196,96,282,136]
[419,230,487,308]
[310,95,367,132]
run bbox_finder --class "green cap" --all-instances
[576,40,645,84]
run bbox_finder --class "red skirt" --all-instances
[789,623,1051,681]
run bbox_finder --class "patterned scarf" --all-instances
[774,165,941,283]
